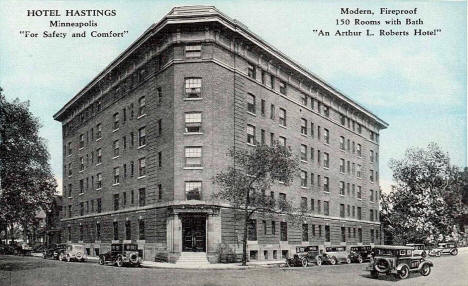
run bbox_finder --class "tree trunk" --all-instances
[242,205,249,266]
[10,223,15,243]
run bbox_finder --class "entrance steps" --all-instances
[176,252,210,266]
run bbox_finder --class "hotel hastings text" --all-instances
[313,7,442,37]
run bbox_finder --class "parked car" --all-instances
[366,245,433,279]
[321,246,351,265]
[59,244,87,262]
[43,244,67,260]
[429,242,458,256]
[286,245,323,267]
[406,244,427,258]
[98,243,142,267]
[349,245,372,263]
[0,244,16,255]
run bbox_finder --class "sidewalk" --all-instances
[141,259,284,269]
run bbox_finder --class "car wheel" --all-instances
[116,257,124,267]
[301,258,308,267]
[436,251,441,257]
[370,270,379,279]
[398,265,410,279]
[346,257,351,264]
[59,253,64,261]
[357,256,363,264]
[420,264,431,276]
[66,255,71,262]
[99,257,105,265]
[421,251,427,258]
[451,249,458,256]
[330,257,337,265]
[316,256,322,266]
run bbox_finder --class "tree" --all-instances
[0,88,57,242]
[213,143,300,266]
[382,143,464,245]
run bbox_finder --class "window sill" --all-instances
[184,97,203,101]
[246,142,256,147]
[96,188,102,191]
[247,111,256,117]
[79,170,84,173]
[300,186,308,189]
[79,193,84,196]
[184,132,203,135]
[300,160,308,163]
[184,167,203,170]
[323,167,329,170]
[96,163,102,166]
[67,154,72,157]
[137,176,146,179]
[137,114,147,120]
[112,183,120,186]
[113,156,120,160]
[300,133,308,137]
[113,128,119,133]
[79,147,84,151]
[323,191,330,194]
[137,145,146,149]
[279,124,287,129]
[96,137,102,142]
[67,196,72,199]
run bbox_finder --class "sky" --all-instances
[0,0,466,195]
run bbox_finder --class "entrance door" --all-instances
[182,216,206,252]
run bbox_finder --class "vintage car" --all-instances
[429,242,458,256]
[349,245,372,263]
[321,246,351,265]
[366,245,433,279]
[43,244,67,260]
[98,243,142,267]
[59,244,88,262]
[286,245,323,267]
[406,244,427,258]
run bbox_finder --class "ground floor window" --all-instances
[302,224,309,241]
[370,229,375,243]
[358,228,362,243]
[264,250,268,260]
[280,222,288,241]
[139,219,145,240]
[113,221,119,240]
[94,248,99,256]
[281,250,289,259]
[273,250,278,259]
[341,227,346,242]
[125,220,131,240]
[325,225,330,242]
[249,250,258,260]
[248,219,257,241]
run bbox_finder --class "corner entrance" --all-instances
[181,215,206,252]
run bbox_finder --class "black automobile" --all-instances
[286,245,323,267]
[0,244,16,255]
[43,244,67,260]
[349,245,372,263]
[98,243,142,267]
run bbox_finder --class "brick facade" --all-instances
[53,6,387,263]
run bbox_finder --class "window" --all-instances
[340,181,345,196]
[260,129,265,145]
[302,224,309,241]
[301,118,307,135]
[370,209,374,221]
[247,64,256,79]
[341,227,346,242]
[358,228,363,242]
[340,159,345,173]
[323,177,329,192]
[340,136,345,150]
[113,221,119,240]
[138,158,146,177]
[79,179,84,194]
[185,181,201,200]
[139,188,146,207]
[317,200,321,213]
[370,229,375,243]
[262,220,267,235]
[279,108,286,126]
[79,134,84,148]
[123,136,127,149]
[279,81,286,95]
[357,186,362,199]
[80,202,84,216]
[247,93,256,113]
[158,184,162,200]
[299,170,308,187]
[113,194,119,211]
[340,114,345,125]
[279,193,287,209]
[270,74,275,89]
[96,222,101,240]
[317,126,321,140]
[113,113,119,130]
[324,129,329,144]
[157,87,162,104]
[158,152,162,167]
[139,219,145,240]
[370,189,374,202]
[67,142,72,155]
[138,127,146,146]
[357,123,362,134]
[125,220,131,240]
[248,219,257,241]
[96,173,102,189]
[300,144,307,161]
[323,152,329,168]
[270,104,275,119]
[357,207,362,220]
[370,150,374,162]
[185,78,202,98]
[80,157,84,171]
[185,112,202,133]
[260,99,265,116]
[370,169,374,182]
[301,94,307,106]
[310,148,314,161]
[347,161,351,174]
[352,206,356,217]
[97,198,101,213]
[113,140,119,157]
[271,221,276,235]
[113,167,120,184]
[185,44,201,57]
[340,204,345,217]
[185,147,202,167]
[261,70,266,85]
[280,222,287,241]
[325,225,330,242]
[301,197,308,210]
[347,205,351,216]
[246,124,256,145]
[323,105,329,117]
[357,144,362,156]
[324,201,329,216]
[357,164,362,178]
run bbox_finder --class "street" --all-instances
[0,250,467,286]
